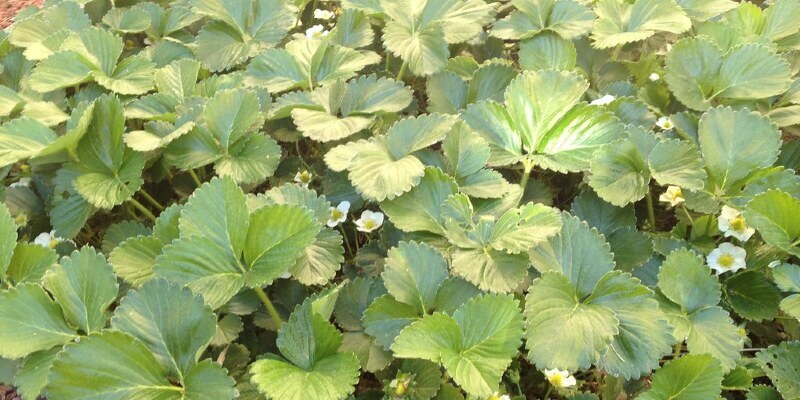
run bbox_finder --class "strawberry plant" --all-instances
[1,0,800,399]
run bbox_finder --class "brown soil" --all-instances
[1,0,43,29]
[0,385,20,400]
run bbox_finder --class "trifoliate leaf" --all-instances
[744,190,800,257]
[491,0,595,40]
[666,37,792,110]
[591,0,691,48]
[382,241,449,314]
[327,114,456,201]
[638,354,724,400]
[392,294,523,397]
[699,106,781,193]
[380,0,495,76]
[111,279,217,378]
[529,213,615,297]
[8,2,91,61]
[756,342,800,399]
[246,38,380,92]
[42,248,118,334]
[46,331,190,400]
[0,284,76,359]
[381,168,458,235]
[249,301,361,400]
[192,0,296,71]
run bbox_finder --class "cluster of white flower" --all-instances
[303,8,335,38]
[294,171,384,232]
[707,205,755,275]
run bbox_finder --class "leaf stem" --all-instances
[519,159,534,192]
[339,225,353,255]
[644,190,657,230]
[673,342,682,358]
[680,204,694,225]
[543,385,553,399]
[129,198,157,223]
[254,286,283,330]
[188,169,203,188]
[396,60,408,81]
[138,188,164,211]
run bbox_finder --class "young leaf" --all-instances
[638,354,724,400]
[392,294,523,397]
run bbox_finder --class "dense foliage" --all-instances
[1,0,800,398]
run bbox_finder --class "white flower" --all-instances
[590,94,616,106]
[656,116,674,130]
[659,186,684,207]
[717,205,755,242]
[648,72,660,81]
[327,201,350,228]
[34,230,68,249]
[487,393,511,400]
[544,368,577,388]
[294,170,312,188]
[313,9,335,20]
[143,37,152,45]
[708,242,747,275]
[769,260,782,269]
[355,210,384,232]
[10,177,30,188]
[279,271,292,279]
[305,24,329,38]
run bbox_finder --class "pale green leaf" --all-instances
[638,354,724,400]
[744,190,800,257]
[0,284,76,359]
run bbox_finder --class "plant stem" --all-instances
[673,342,682,358]
[396,60,408,81]
[644,190,657,230]
[139,188,164,211]
[254,287,283,329]
[339,225,353,255]
[129,198,157,223]
[680,204,694,225]
[188,169,203,188]
[519,159,534,192]
[543,386,553,399]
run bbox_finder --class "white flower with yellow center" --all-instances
[355,210,384,232]
[590,94,615,106]
[305,24,329,38]
[656,116,674,130]
[294,170,312,188]
[34,230,69,249]
[327,201,350,228]
[648,72,660,81]
[768,260,781,269]
[659,185,684,207]
[707,242,746,275]
[487,392,511,400]
[544,368,577,388]
[313,9,335,20]
[717,205,755,242]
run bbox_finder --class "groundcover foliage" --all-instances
[2,0,800,398]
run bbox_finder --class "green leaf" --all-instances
[570,190,636,236]
[5,243,57,286]
[450,247,530,293]
[244,204,320,287]
[103,6,152,33]
[529,213,615,297]
[756,342,800,399]
[15,347,59,400]
[491,0,595,40]
[383,241,449,314]
[109,235,163,287]
[27,51,95,93]
[744,190,800,257]
[214,132,282,184]
[183,359,238,400]
[381,168,458,235]
[588,139,650,207]
[392,294,523,397]
[111,279,217,378]
[46,331,188,399]
[328,114,456,201]
[125,120,196,152]
[246,38,381,92]
[290,229,344,286]
[42,248,118,334]
[592,0,691,48]
[666,37,792,110]
[363,295,421,349]
[0,203,17,280]
[658,249,720,313]
[607,226,653,271]
[95,54,157,95]
[638,354,724,400]
[524,272,619,371]
[648,138,707,190]
[249,301,361,400]
[723,271,781,321]
[519,33,577,71]
[192,0,296,71]
[329,9,375,48]
[699,106,781,192]
[0,117,57,167]
[8,2,90,60]
[0,284,76,359]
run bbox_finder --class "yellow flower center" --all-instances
[299,172,311,183]
[548,374,564,387]
[49,239,59,249]
[331,209,343,220]
[718,254,735,268]
[730,216,746,231]
[663,121,674,129]
[363,219,377,230]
